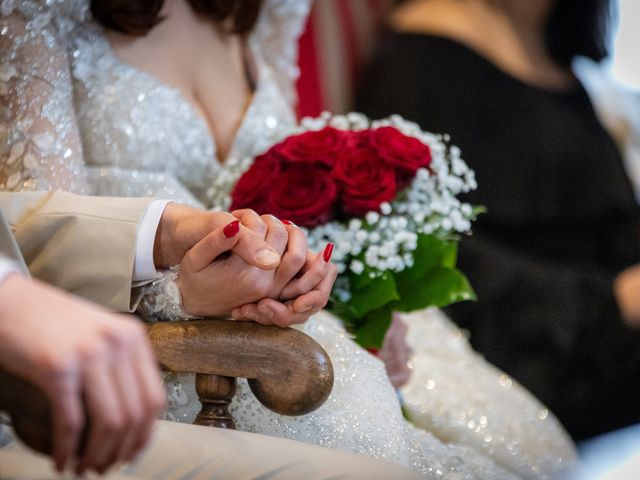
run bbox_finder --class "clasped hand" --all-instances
[154,204,337,326]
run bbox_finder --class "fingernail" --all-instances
[366,348,380,356]
[281,219,296,226]
[230,309,240,320]
[257,248,280,265]
[223,220,240,238]
[295,304,313,313]
[323,243,334,263]
[258,305,275,319]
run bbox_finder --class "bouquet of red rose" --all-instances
[209,113,479,348]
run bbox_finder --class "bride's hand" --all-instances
[229,212,337,326]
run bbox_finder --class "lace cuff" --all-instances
[137,266,201,322]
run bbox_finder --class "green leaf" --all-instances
[348,273,399,318]
[441,242,458,268]
[397,234,448,282]
[350,266,376,290]
[472,205,487,218]
[354,306,393,349]
[394,266,476,312]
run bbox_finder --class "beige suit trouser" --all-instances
[0,420,420,480]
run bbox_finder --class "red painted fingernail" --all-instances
[282,219,293,225]
[323,243,334,263]
[366,348,380,356]
[223,220,240,238]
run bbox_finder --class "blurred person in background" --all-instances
[358,0,640,441]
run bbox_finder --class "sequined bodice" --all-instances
[74,28,217,201]
[74,25,295,204]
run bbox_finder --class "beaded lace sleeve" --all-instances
[135,267,200,322]
[251,0,312,108]
[0,3,193,322]
[0,4,90,194]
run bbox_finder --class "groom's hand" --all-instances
[0,275,165,475]
[153,203,280,270]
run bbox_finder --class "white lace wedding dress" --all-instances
[0,1,576,478]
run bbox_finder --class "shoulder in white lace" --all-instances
[250,0,312,108]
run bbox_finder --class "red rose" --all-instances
[230,151,281,212]
[368,126,432,187]
[274,127,353,167]
[333,146,397,216]
[264,165,338,227]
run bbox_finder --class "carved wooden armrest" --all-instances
[0,368,52,455]
[0,320,334,455]
[148,319,334,428]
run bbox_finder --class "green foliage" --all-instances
[354,305,393,348]
[328,233,476,349]
[393,266,475,312]
[348,273,399,318]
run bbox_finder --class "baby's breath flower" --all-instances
[366,211,380,225]
[350,260,365,275]
[380,202,392,215]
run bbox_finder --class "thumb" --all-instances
[182,220,242,272]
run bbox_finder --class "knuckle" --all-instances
[271,225,288,244]
[40,353,76,379]
[127,405,145,426]
[286,250,306,269]
[318,294,330,308]
[102,413,126,434]
[60,415,83,436]
[107,328,133,352]
[253,221,268,236]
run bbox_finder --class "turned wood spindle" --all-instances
[194,373,237,429]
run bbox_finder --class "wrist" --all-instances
[153,203,180,269]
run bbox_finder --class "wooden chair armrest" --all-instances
[0,368,52,455]
[0,320,334,454]
[148,319,334,422]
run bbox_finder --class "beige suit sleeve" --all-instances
[0,191,153,312]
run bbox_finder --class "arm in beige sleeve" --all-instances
[0,191,153,311]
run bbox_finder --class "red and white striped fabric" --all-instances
[296,0,391,118]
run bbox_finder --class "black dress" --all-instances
[357,32,640,440]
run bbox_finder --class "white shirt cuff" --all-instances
[133,200,172,282]
[0,256,23,286]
